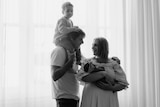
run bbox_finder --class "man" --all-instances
[51,29,85,107]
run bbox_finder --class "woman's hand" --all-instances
[94,81,114,91]
[67,53,75,68]
[104,74,115,85]
[112,84,126,92]
[94,81,126,92]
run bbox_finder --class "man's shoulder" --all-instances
[51,46,67,66]
[51,46,66,60]
[52,46,66,53]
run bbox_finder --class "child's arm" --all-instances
[58,19,78,34]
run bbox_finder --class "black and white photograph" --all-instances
[0,0,160,107]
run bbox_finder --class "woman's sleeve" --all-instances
[113,63,129,87]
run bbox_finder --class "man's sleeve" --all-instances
[51,47,66,67]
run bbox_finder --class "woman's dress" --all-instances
[77,58,129,107]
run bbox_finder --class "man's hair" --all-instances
[67,29,85,40]
[62,2,73,10]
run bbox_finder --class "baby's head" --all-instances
[62,2,73,19]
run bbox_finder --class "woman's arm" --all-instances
[94,81,126,92]
[82,69,115,83]
[94,81,114,91]
[58,19,78,34]
[81,71,106,82]
[112,84,126,92]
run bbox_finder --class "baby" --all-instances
[83,57,120,85]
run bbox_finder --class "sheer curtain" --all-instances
[124,0,160,107]
[0,0,160,107]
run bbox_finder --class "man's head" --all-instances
[58,29,85,50]
[67,29,85,49]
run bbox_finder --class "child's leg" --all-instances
[76,48,81,65]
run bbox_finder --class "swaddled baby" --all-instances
[83,57,120,85]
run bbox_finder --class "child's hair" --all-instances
[62,2,73,11]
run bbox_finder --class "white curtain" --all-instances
[124,0,160,107]
[0,0,160,107]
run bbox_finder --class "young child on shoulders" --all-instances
[53,2,79,45]
[53,2,82,65]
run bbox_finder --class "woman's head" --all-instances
[92,37,109,59]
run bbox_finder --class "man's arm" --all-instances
[51,55,74,81]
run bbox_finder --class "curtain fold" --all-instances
[0,0,5,106]
[127,0,160,107]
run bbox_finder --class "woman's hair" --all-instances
[62,2,73,11]
[94,37,109,59]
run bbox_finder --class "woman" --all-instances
[77,37,129,107]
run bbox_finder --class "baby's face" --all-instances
[63,6,73,19]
